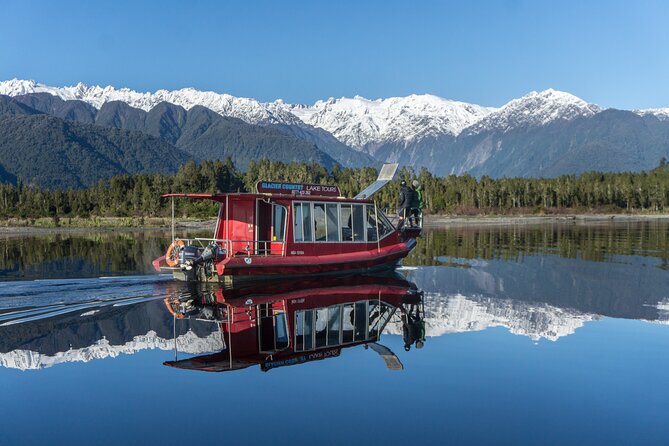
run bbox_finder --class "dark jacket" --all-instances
[410,186,420,209]
[398,185,414,209]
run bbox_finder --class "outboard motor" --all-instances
[182,243,220,272]
[179,245,202,264]
[194,243,219,266]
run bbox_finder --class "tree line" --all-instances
[2,158,669,221]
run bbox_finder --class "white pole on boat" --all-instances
[377,291,382,339]
[374,201,381,254]
[171,197,175,242]
[228,305,233,370]
[173,312,178,361]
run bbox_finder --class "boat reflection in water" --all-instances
[164,274,425,373]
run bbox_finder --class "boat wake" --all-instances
[0,275,177,326]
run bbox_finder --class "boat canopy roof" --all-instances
[161,192,373,204]
[162,162,400,204]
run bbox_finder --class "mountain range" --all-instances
[1,79,669,188]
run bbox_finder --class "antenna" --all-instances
[354,163,399,199]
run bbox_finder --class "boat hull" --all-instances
[163,239,416,285]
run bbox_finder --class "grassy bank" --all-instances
[0,216,216,229]
[3,208,669,232]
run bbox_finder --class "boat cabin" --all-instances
[166,181,397,259]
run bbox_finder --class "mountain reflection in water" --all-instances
[0,242,668,370]
[2,222,669,445]
[1,221,668,372]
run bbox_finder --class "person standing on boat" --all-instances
[398,180,414,227]
[410,180,423,227]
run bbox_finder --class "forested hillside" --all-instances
[10,93,352,170]
[2,159,669,221]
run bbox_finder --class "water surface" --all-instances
[1,222,668,445]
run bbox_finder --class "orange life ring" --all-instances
[165,239,185,267]
[163,298,185,319]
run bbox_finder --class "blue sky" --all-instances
[1,0,668,108]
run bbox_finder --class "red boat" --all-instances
[152,164,422,285]
[162,274,425,372]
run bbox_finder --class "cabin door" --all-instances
[256,200,272,255]
[228,197,256,256]
[270,204,287,255]
[256,200,286,256]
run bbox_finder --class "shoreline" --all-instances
[0,218,217,237]
[424,213,669,227]
[2,214,669,236]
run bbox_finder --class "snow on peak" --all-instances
[288,93,495,150]
[465,88,601,134]
[0,78,302,126]
[0,80,607,153]
[633,108,669,121]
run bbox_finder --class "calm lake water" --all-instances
[1,222,668,445]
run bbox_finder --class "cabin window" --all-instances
[294,201,385,243]
[275,312,289,349]
[353,301,367,341]
[295,312,305,351]
[304,310,314,350]
[342,304,355,343]
[313,203,327,241]
[315,308,328,348]
[294,204,303,241]
[377,209,394,238]
[295,310,315,352]
[367,302,393,339]
[340,204,353,242]
[327,306,341,346]
[272,204,287,242]
[364,204,394,241]
[352,204,365,242]
[293,202,313,242]
[365,205,378,242]
[326,204,340,242]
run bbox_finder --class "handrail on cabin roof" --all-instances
[161,192,374,203]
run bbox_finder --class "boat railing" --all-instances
[384,208,423,230]
[175,237,285,257]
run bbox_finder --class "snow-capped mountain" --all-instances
[452,89,602,175]
[462,89,601,135]
[3,78,669,178]
[634,108,669,121]
[0,79,376,169]
[0,79,597,151]
[0,78,301,125]
[288,94,494,152]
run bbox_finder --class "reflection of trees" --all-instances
[0,230,209,280]
[2,222,668,280]
[405,221,669,266]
